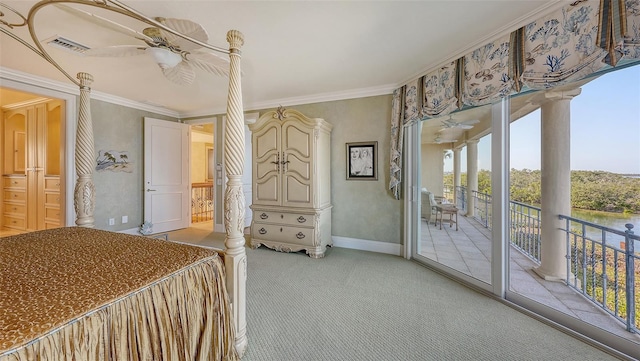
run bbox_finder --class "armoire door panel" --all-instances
[282,124,311,157]
[254,125,280,158]
[285,155,311,180]
[255,175,280,204]
[283,176,311,205]
[255,152,279,177]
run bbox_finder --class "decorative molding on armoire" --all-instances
[1,67,180,118]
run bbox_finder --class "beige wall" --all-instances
[90,99,177,231]
[92,94,401,244]
[421,143,446,196]
[191,141,212,184]
[250,95,403,244]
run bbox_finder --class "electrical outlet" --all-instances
[108,218,115,226]
[122,215,128,224]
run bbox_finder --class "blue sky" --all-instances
[445,64,640,174]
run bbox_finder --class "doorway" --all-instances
[1,88,66,236]
[190,122,216,229]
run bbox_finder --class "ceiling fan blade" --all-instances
[162,61,196,85]
[54,4,154,43]
[84,45,147,57]
[186,50,230,77]
[158,18,208,51]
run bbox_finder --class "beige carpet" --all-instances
[167,226,626,361]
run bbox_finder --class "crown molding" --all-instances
[398,1,567,87]
[181,83,397,118]
[1,97,51,110]
[0,67,180,118]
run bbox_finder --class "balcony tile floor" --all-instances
[419,214,640,344]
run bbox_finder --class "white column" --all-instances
[453,147,461,203]
[74,72,95,228]
[465,139,479,217]
[534,88,581,281]
[224,30,248,356]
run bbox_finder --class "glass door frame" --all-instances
[406,96,638,359]
[407,98,511,295]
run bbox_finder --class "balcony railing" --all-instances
[510,201,542,263]
[457,185,638,333]
[192,182,214,222]
[455,186,466,213]
[472,190,491,228]
[559,216,638,333]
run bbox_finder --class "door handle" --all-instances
[146,189,157,192]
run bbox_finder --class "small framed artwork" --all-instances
[346,141,377,180]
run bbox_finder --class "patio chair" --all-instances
[421,189,440,223]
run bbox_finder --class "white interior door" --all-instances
[144,117,190,234]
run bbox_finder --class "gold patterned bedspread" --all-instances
[0,227,238,360]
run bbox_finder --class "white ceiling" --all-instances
[0,1,561,117]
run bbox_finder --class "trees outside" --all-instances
[443,169,640,214]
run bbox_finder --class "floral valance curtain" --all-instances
[619,0,640,62]
[521,2,608,89]
[388,0,639,199]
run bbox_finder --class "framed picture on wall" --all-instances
[346,141,377,180]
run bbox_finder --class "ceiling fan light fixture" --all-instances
[146,47,182,69]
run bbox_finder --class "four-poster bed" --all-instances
[0,0,248,359]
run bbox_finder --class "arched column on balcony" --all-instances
[534,88,581,281]
[453,147,462,204]
[465,139,479,217]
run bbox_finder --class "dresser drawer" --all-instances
[45,221,60,229]
[3,215,26,230]
[3,177,26,189]
[252,223,316,245]
[45,206,61,220]
[3,203,26,215]
[254,210,316,227]
[45,192,61,205]
[44,177,61,191]
[4,190,26,202]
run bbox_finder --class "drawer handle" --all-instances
[297,216,306,223]
[296,232,305,239]
[258,228,267,235]
[260,213,268,220]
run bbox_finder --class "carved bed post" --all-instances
[74,72,96,228]
[224,29,248,356]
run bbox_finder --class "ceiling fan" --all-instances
[439,116,479,130]
[55,4,230,85]
[433,135,457,144]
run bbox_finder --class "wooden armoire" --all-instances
[2,99,63,232]
[249,108,332,258]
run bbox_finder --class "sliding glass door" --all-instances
[411,102,497,292]
[408,65,640,359]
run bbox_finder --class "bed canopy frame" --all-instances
[0,0,248,355]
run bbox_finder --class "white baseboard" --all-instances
[118,227,401,257]
[331,236,401,256]
[119,227,141,235]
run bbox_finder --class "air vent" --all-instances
[44,35,90,54]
